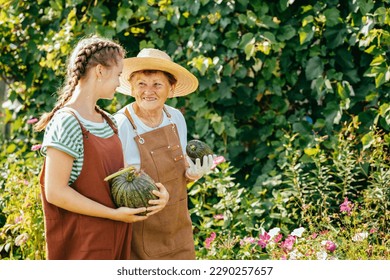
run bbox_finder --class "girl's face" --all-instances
[130,71,173,112]
[99,60,124,100]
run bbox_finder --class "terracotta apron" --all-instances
[39,110,132,260]
[123,107,195,260]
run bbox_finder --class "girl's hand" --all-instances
[113,207,149,223]
[145,182,169,216]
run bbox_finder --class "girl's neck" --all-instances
[65,87,103,122]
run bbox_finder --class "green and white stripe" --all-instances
[42,108,117,185]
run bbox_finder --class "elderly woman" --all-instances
[114,48,214,260]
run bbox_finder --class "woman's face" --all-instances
[130,71,173,112]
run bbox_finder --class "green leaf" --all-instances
[277,25,296,41]
[195,117,209,138]
[299,24,314,45]
[370,55,385,66]
[191,94,208,111]
[116,7,133,32]
[222,30,240,48]
[344,69,361,84]
[357,0,375,14]
[212,121,225,135]
[244,39,256,60]
[305,56,323,80]
[323,100,342,126]
[361,131,374,150]
[335,49,355,69]
[6,143,17,153]
[216,81,233,100]
[239,32,254,49]
[324,8,340,27]
[189,0,200,16]
[222,63,233,76]
[375,72,386,88]
[91,5,109,22]
[304,147,319,156]
[324,28,346,49]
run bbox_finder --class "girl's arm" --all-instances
[44,147,147,223]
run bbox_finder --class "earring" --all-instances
[98,78,102,82]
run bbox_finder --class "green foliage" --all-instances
[0,120,389,259]
[1,0,390,185]
[1,0,390,260]
[188,161,263,250]
[191,120,389,259]
[0,149,45,260]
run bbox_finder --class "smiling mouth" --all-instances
[142,96,158,101]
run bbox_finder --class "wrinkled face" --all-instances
[130,71,173,112]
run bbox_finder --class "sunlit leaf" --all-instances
[305,56,323,80]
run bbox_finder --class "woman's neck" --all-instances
[132,103,164,128]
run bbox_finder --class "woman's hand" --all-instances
[145,182,169,216]
[185,154,214,181]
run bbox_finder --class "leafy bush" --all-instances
[1,0,389,260]
[0,148,45,260]
[191,120,390,260]
[0,119,389,259]
[1,0,390,186]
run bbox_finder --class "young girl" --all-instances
[34,36,169,260]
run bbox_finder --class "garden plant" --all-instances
[1,0,389,259]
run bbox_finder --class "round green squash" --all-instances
[186,139,213,165]
[104,166,158,209]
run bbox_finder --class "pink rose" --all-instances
[324,240,337,252]
[340,197,353,215]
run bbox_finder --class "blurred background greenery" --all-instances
[0,0,389,259]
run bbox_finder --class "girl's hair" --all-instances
[34,35,126,132]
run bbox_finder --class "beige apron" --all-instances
[123,107,195,259]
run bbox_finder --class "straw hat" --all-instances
[116,48,199,97]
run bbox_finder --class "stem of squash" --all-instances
[104,166,136,181]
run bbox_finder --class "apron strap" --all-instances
[163,106,171,118]
[61,108,90,138]
[124,107,137,130]
[124,107,145,144]
[95,107,118,134]
[61,107,118,137]
[122,105,174,145]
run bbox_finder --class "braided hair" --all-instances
[34,35,125,132]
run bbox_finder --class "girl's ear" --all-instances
[95,64,104,79]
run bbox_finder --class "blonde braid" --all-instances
[34,36,125,132]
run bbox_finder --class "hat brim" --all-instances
[116,57,199,97]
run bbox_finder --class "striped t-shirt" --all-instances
[41,108,117,185]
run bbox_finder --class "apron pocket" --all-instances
[150,144,184,183]
[143,197,193,257]
[79,215,114,252]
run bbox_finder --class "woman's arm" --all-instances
[44,147,147,223]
